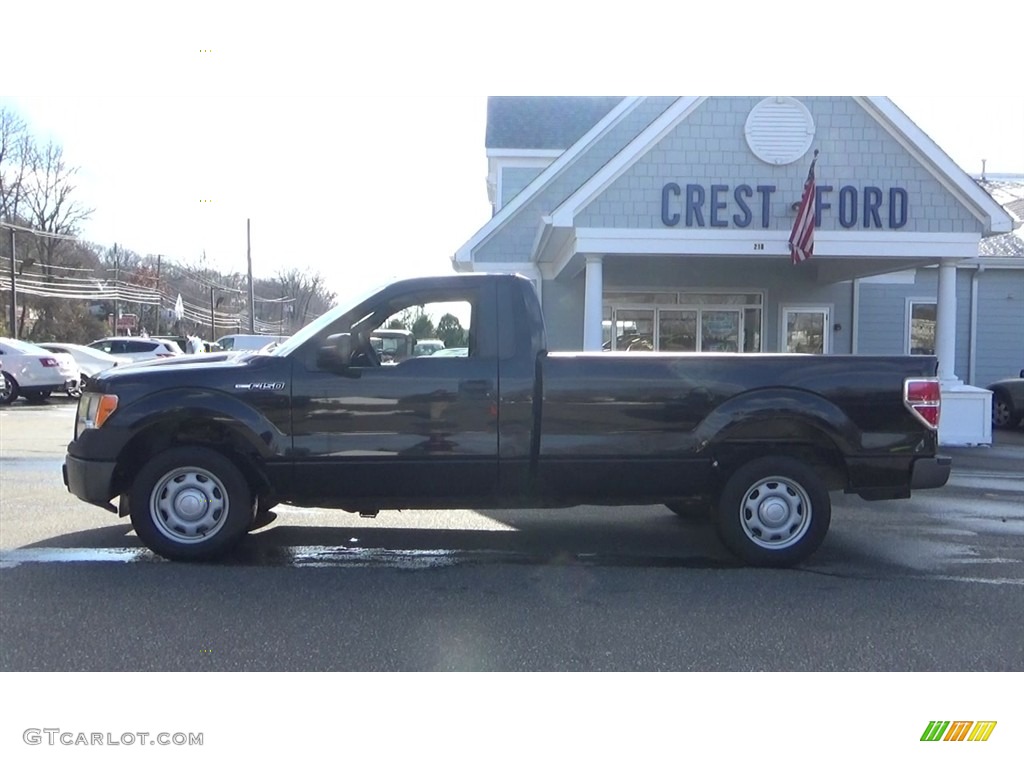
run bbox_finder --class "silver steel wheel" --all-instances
[149,466,230,545]
[737,475,812,550]
[992,395,1012,428]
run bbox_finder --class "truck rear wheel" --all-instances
[714,456,830,567]
[129,446,254,561]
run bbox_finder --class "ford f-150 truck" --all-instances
[63,273,950,566]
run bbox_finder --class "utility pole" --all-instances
[154,255,162,336]
[210,287,216,340]
[247,218,255,333]
[112,243,120,336]
[6,224,16,339]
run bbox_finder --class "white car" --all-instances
[0,337,79,404]
[88,336,184,362]
[37,342,122,395]
[429,347,469,357]
[215,334,288,352]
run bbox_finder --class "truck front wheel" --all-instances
[715,457,830,567]
[129,446,254,561]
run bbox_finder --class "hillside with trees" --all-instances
[1,106,336,344]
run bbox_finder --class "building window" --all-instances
[603,292,763,352]
[908,300,936,355]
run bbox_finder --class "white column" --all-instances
[583,254,604,351]
[936,260,959,384]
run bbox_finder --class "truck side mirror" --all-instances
[317,333,354,371]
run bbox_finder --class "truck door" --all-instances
[290,284,499,506]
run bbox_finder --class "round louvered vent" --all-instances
[744,97,815,165]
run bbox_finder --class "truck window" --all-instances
[371,300,472,364]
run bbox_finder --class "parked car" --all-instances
[430,346,468,357]
[153,336,222,354]
[988,370,1024,429]
[88,337,183,362]
[413,339,446,357]
[214,334,287,352]
[37,343,122,396]
[0,337,79,404]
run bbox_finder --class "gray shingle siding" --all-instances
[501,167,545,208]
[476,97,677,264]
[577,97,984,234]
[486,97,624,150]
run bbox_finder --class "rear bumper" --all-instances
[63,454,118,512]
[911,455,952,490]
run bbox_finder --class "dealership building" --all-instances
[454,97,1023,445]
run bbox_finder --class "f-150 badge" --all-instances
[234,382,286,391]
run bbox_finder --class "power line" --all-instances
[0,220,80,241]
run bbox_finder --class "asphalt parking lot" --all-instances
[943,425,1024,474]
[1,399,1022,672]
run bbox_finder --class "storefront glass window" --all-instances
[603,291,763,353]
[604,292,677,305]
[611,309,655,351]
[659,310,698,351]
[702,311,740,352]
[909,301,936,355]
[744,308,762,352]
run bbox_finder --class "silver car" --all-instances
[37,342,122,397]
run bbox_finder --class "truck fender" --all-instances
[113,388,288,459]
[693,387,861,458]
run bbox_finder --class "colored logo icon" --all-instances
[921,721,997,742]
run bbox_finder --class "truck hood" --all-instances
[93,352,285,389]
[113,352,247,370]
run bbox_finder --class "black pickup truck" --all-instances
[64,273,950,566]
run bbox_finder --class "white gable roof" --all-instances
[454,96,1014,268]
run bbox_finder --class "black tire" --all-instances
[0,373,17,405]
[129,446,254,561]
[23,389,51,404]
[666,496,713,522]
[991,393,1018,430]
[714,456,831,567]
[250,495,279,531]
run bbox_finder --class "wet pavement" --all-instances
[944,427,1024,476]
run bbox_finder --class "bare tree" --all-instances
[272,268,336,333]
[8,128,95,336]
[23,139,94,271]
[0,107,30,223]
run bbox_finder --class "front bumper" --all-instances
[910,455,952,490]
[63,454,118,513]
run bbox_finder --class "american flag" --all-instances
[789,150,818,265]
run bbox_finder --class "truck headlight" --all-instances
[75,393,119,438]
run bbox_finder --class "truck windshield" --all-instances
[270,282,385,358]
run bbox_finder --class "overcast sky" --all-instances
[3,3,1021,302]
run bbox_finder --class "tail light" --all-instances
[40,357,60,367]
[904,378,941,429]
